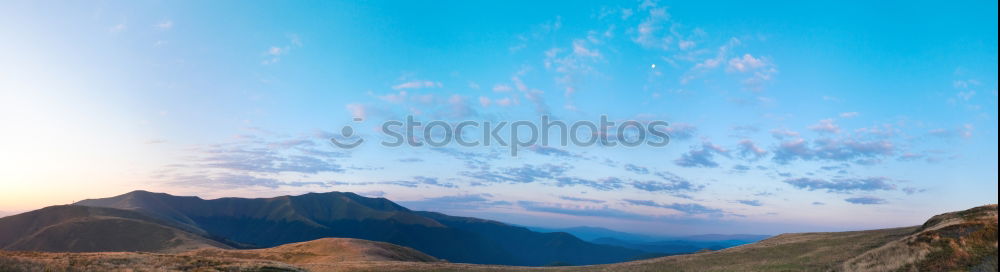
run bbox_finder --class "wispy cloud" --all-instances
[623,199,726,216]
[675,141,730,168]
[392,80,443,90]
[154,20,173,30]
[844,196,887,205]
[784,177,896,193]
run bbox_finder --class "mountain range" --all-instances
[1,196,995,271]
[1,190,656,266]
[528,225,769,254]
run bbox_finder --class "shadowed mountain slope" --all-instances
[417,211,648,266]
[0,205,227,253]
[1,204,996,271]
[71,190,646,265]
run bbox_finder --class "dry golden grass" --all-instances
[0,251,302,271]
[184,238,441,265]
[842,204,998,272]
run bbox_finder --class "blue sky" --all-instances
[1,0,997,235]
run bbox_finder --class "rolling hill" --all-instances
[67,190,646,265]
[0,238,438,272]
[1,204,996,271]
[0,205,227,253]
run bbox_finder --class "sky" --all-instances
[1,0,997,236]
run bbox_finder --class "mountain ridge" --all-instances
[0,205,227,253]
[65,190,647,265]
[2,204,995,271]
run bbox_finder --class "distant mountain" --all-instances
[680,234,770,242]
[4,204,996,271]
[528,226,663,242]
[69,190,646,266]
[417,211,647,265]
[589,237,723,254]
[589,234,770,255]
[0,205,227,253]
[529,225,768,255]
[531,225,768,243]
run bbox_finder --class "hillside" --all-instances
[2,204,995,272]
[578,204,998,272]
[69,190,646,265]
[416,211,648,265]
[842,204,998,272]
[185,238,441,264]
[0,205,227,253]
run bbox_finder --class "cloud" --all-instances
[784,177,896,193]
[726,54,778,90]
[651,171,699,190]
[631,7,671,50]
[401,194,511,211]
[432,148,498,170]
[521,89,551,115]
[462,164,569,184]
[492,84,513,92]
[770,129,800,139]
[773,137,895,165]
[345,104,367,119]
[154,20,173,30]
[727,54,767,72]
[736,139,768,161]
[168,173,328,189]
[628,3,701,52]
[528,145,577,157]
[662,122,697,141]
[624,164,650,174]
[544,39,604,101]
[844,196,887,205]
[156,131,360,190]
[738,200,763,206]
[503,164,569,182]
[193,142,345,174]
[675,141,730,168]
[731,125,760,135]
[261,34,302,65]
[518,201,649,220]
[631,179,695,193]
[928,124,974,139]
[413,176,457,188]
[622,199,725,216]
[680,37,740,84]
[902,187,926,195]
[445,94,478,118]
[809,119,841,134]
[555,177,626,191]
[559,196,606,203]
[840,112,859,118]
[392,81,442,90]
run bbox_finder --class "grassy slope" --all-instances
[1,205,996,272]
[0,238,442,272]
[0,205,227,253]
